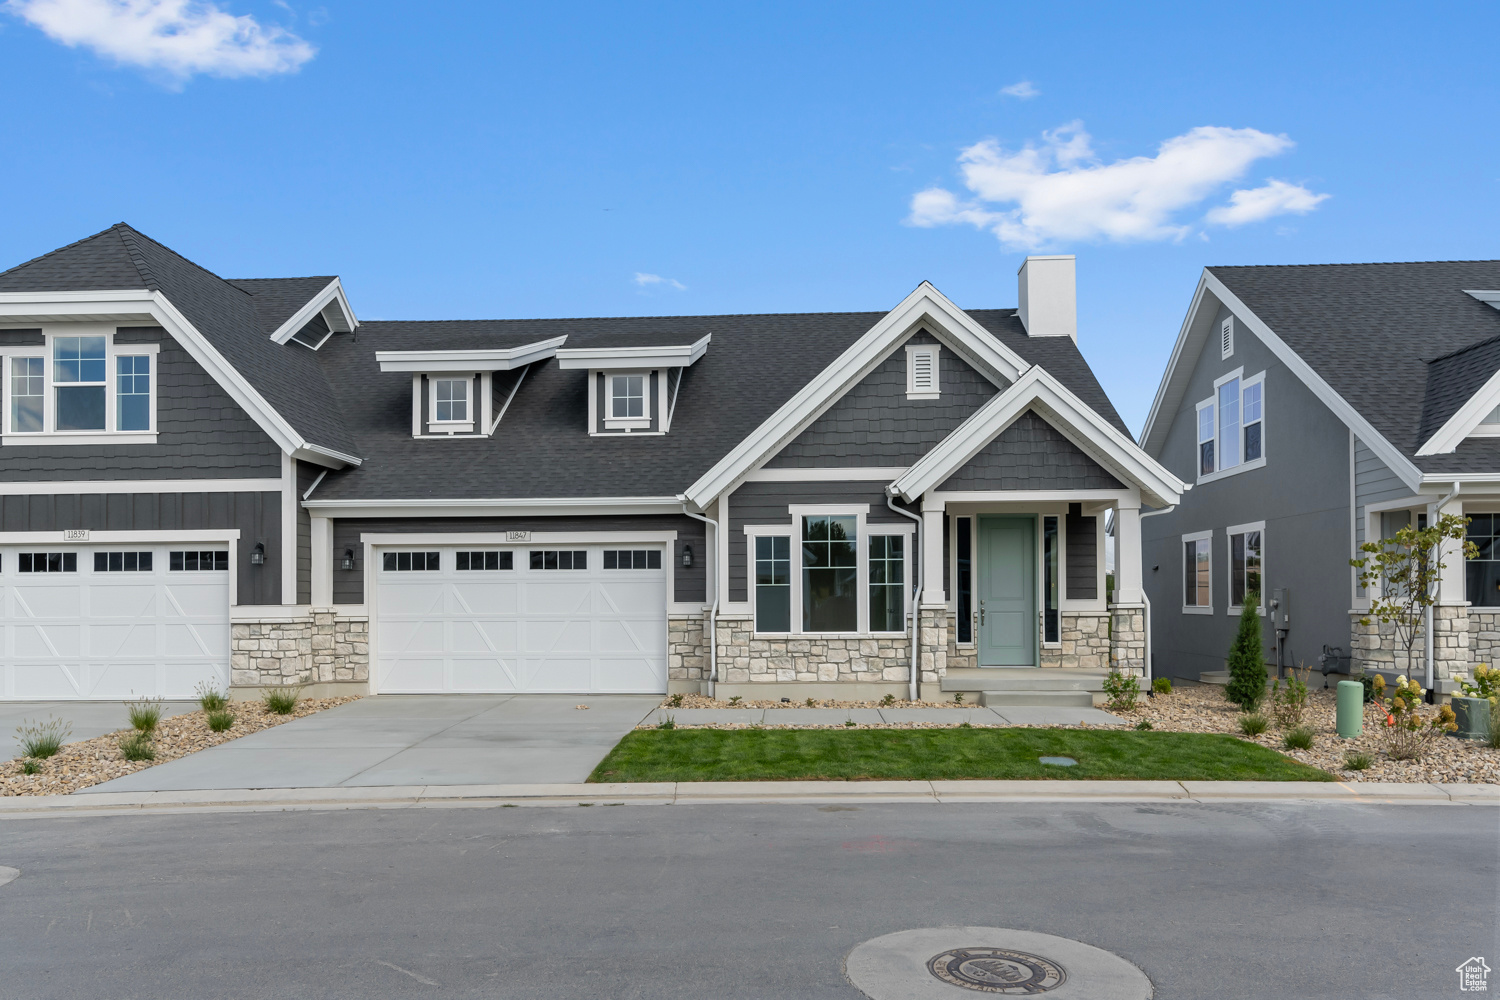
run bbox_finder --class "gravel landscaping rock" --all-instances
[1,697,360,796]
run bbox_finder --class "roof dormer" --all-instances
[376,336,566,439]
[269,277,358,351]
[556,333,710,436]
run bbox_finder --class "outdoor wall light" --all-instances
[250,542,265,566]
[341,549,355,571]
[681,544,693,569]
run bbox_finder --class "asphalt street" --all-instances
[0,800,1494,999]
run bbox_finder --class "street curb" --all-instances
[0,780,1494,816]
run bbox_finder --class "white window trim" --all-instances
[1225,520,1266,615]
[1194,367,1267,484]
[1,330,160,445]
[905,344,940,400]
[1182,528,1213,614]
[427,373,475,433]
[743,505,914,637]
[604,371,651,430]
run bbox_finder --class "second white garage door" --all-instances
[374,545,668,694]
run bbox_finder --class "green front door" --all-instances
[978,515,1036,667]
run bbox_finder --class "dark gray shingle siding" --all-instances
[0,490,283,605]
[766,331,1002,468]
[939,410,1124,491]
[0,326,282,481]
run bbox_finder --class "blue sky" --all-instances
[1,1,1496,433]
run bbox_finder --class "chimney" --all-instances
[1016,254,1076,340]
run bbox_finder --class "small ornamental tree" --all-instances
[1225,591,1267,711]
[1350,513,1475,678]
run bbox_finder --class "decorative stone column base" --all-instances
[1432,604,1469,682]
[1349,610,1462,679]
[1108,604,1145,677]
[919,606,949,688]
[231,607,369,696]
[668,613,708,693]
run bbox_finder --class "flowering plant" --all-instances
[1368,675,1457,760]
[1458,663,1500,710]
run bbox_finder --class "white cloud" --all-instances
[633,272,686,291]
[999,80,1039,99]
[1205,179,1329,227]
[6,0,316,81]
[907,122,1327,249]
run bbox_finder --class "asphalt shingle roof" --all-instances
[1208,260,1500,473]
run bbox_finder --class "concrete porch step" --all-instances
[940,668,1108,693]
[980,690,1095,709]
[1199,671,1230,686]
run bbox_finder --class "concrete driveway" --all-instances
[78,694,658,794]
[0,701,198,759]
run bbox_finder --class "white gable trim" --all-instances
[268,278,358,345]
[1140,270,1422,493]
[0,288,360,468]
[889,366,1186,508]
[1416,365,1500,456]
[682,282,1029,507]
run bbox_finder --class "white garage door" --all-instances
[0,544,231,700]
[375,545,667,694]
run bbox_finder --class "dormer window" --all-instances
[376,336,567,440]
[611,375,645,419]
[431,377,472,431]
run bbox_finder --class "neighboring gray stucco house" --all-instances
[0,224,1182,703]
[1140,259,1500,692]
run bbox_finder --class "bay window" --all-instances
[3,330,156,440]
[1195,369,1265,480]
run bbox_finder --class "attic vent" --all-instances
[906,344,939,399]
[1220,317,1234,360]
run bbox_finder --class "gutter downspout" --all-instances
[680,498,720,698]
[1136,505,1178,688]
[886,493,923,703]
[1428,481,1461,694]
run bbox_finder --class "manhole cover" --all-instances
[928,947,1067,993]
[1038,756,1077,767]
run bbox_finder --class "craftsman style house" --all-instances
[0,224,1182,702]
[1140,259,1500,692]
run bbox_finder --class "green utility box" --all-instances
[1451,696,1492,741]
[1336,680,1364,739]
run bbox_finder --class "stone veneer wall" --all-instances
[1471,610,1500,669]
[232,608,369,688]
[918,607,947,684]
[668,614,707,683]
[1109,605,1145,677]
[712,615,913,684]
[1349,605,1467,680]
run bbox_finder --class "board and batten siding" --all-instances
[0,326,282,481]
[0,490,283,605]
[330,514,706,606]
[765,330,1002,469]
[296,460,318,604]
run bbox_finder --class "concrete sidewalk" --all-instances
[643,705,1126,726]
[5,779,1495,817]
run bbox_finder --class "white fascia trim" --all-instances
[684,283,1029,506]
[0,528,239,543]
[292,442,363,469]
[268,278,358,345]
[931,489,1133,504]
[1201,273,1422,491]
[556,334,711,370]
[1417,362,1500,456]
[0,478,284,495]
[889,366,1187,507]
[376,336,567,373]
[744,467,910,482]
[304,496,684,518]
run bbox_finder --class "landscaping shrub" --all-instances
[1270,666,1311,729]
[206,709,236,733]
[1225,594,1268,711]
[262,686,302,715]
[119,732,155,761]
[1344,752,1374,771]
[668,693,684,708]
[126,695,164,733]
[1459,663,1500,712]
[1283,725,1314,750]
[1152,677,1172,696]
[196,682,229,713]
[1103,669,1140,712]
[880,694,896,707]
[16,716,71,759]
[19,758,42,775]
[1238,712,1269,736]
[1369,675,1456,760]
[728,695,742,705]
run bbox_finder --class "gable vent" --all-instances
[906,344,940,399]
[1220,316,1234,360]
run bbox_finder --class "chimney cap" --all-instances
[1016,253,1076,273]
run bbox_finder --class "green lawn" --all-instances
[588,728,1333,783]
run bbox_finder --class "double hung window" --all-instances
[1183,532,1212,611]
[53,336,107,431]
[1195,370,1265,480]
[1228,526,1263,610]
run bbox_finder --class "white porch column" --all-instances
[1435,492,1466,604]
[921,497,946,606]
[311,515,333,607]
[1114,501,1143,605]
